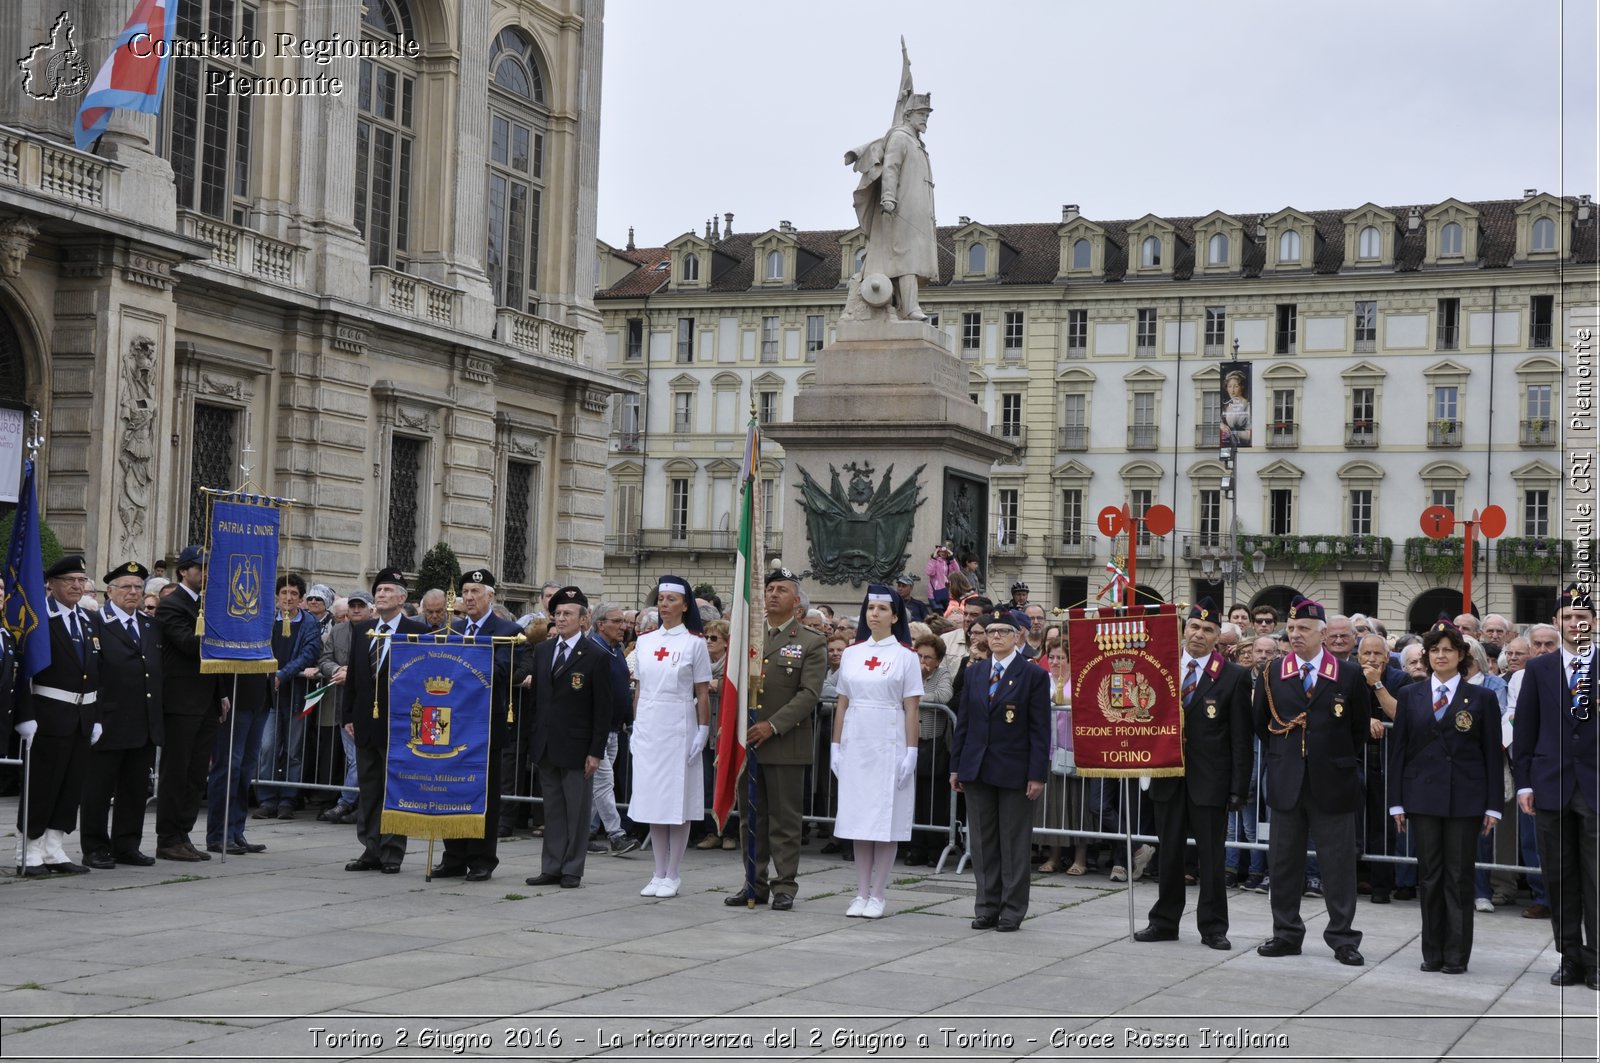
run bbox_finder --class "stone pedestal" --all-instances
[765,319,1011,606]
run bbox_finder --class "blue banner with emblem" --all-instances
[381,636,495,839]
[3,458,51,680]
[199,493,281,674]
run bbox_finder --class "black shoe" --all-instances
[724,890,768,906]
[497,827,514,839]
[464,868,492,882]
[996,919,1021,932]
[231,839,266,853]
[820,841,840,855]
[251,804,278,820]
[903,849,927,867]
[1201,934,1232,951]
[83,852,116,870]
[1257,937,1302,957]
[1334,945,1365,966]
[1587,968,1600,991]
[44,861,90,874]
[1552,958,1585,986]
[21,865,49,877]
[1420,960,1443,972]
[971,915,998,930]
[559,875,581,888]
[1441,964,1467,975]
[114,851,156,867]
[1133,925,1179,942]
[525,873,561,886]
[770,893,794,911]
[208,842,249,855]
[1394,886,1416,901]
[1370,891,1391,904]
[381,864,401,874]
[609,832,641,855]
[276,805,295,820]
[431,863,468,878]
[345,858,382,871]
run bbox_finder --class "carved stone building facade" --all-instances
[0,0,614,610]
[596,196,1595,628]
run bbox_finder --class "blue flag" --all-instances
[381,636,496,840]
[200,494,280,674]
[3,459,50,680]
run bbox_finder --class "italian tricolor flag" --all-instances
[712,416,762,830]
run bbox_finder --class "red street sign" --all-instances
[1419,505,1455,539]
[1143,504,1176,538]
[1479,504,1507,539]
[1097,506,1126,538]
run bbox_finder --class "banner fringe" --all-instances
[1077,767,1186,779]
[200,659,277,674]
[381,811,484,839]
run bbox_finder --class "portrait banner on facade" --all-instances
[1067,603,1184,777]
[199,493,281,674]
[1219,359,1254,449]
[381,636,495,840]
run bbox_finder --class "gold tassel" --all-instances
[281,614,290,638]
[195,607,205,637]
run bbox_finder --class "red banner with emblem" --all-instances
[1067,603,1184,777]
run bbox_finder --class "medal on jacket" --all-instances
[1332,695,1344,718]
[1205,700,1217,719]
[571,673,584,690]
[1455,709,1473,732]
[1005,708,1015,723]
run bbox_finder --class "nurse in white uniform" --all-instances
[832,584,923,918]
[630,576,712,898]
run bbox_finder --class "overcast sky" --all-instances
[596,0,1599,248]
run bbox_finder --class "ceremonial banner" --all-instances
[713,415,760,831]
[381,636,495,839]
[3,459,50,680]
[200,494,280,674]
[1067,603,1184,777]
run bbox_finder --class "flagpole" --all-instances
[221,675,238,863]
[744,403,766,906]
[15,739,30,875]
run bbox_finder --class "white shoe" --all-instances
[1474,897,1495,913]
[1109,865,1128,882]
[863,897,886,919]
[655,878,680,898]
[845,895,869,918]
[1130,845,1155,881]
[640,877,664,897]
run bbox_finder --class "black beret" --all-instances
[765,566,801,586]
[1188,597,1220,625]
[459,568,496,589]
[1563,583,1595,614]
[103,560,150,584]
[1286,594,1325,622]
[371,567,408,594]
[553,585,588,609]
[981,610,1019,631]
[45,555,87,580]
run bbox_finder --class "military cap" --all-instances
[103,560,149,585]
[982,610,1020,631]
[765,566,801,587]
[1188,597,1220,625]
[45,555,87,580]
[459,568,496,589]
[175,545,205,571]
[1563,583,1595,614]
[553,585,588,609]
[371,567,408,594]
[1286,594,1325,623]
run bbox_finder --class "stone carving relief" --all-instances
[117,338,158,557]
[0,216,39,277]
[796,460,924,586]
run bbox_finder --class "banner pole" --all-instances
[16,737,31,875]
[222,675,238,863]
[426,838,434,883]
[1123,777,1136,938]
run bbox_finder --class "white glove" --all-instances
[90,723,102,746]
[830,742,843,779]
[14,719,37,746]
[896,746,918,789]
[689,724,709,762]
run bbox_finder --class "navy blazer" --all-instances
[1388,678,1502,819]
[342,614,430,749]
[1253,651,1372,814]
[1512,650,1599,814]
[949,653,1050,789]
[522,634,612,770]
[95,607,163,749]
[18,600,101,737]
[1151,652,1252,807]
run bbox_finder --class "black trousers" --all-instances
[965,781,1033,925]
[156,711,218,847]
[1147,791,1229,937]
[354,742,406,867]
[80,742,156,857]
[440,732,502,873]
[1536,788,1600,970]
[17,732,88,838]
[1267,790,1362,951]
[1413,814,1479,968]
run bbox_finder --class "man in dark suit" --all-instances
[1136,598,1252,949]
[522,585,612,889]
[949,609,1049,931]
[153,546,220,862]
[1253,595,1372,965]
[723,568,826,910]
[341,568,427,874]
[434,568,521,882]
[1513,585,1599,989]
[15,555,101,875]
[80,561,163,868]
[1389,619,1502,975]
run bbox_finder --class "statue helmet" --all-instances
[904,92,932,114]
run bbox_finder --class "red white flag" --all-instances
[712,416,761,830]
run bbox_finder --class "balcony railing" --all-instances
[1058,425,1088,451]
[180,211,304,287]
[994,423,1027,449]
[1195,422,1221,448]
[1520,419,1556,447]
[1345,421,1379,448]
[0,126,116,210]
[1127,425,1158,450]
[374,267,461,328]
[1123,535,1167,562]
[1043,530,1097,562]
[495,306,578,360]
[612,432,641,452]
[1267,422,1299,448]
[991,531,1029,559]
[1180,534,1226,560]
[611,529,782,555]
[1428,420,1462,448]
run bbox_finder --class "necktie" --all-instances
[1433,685,1448,721]
[1301,662,1315,695]
[989,661,1003,700]
[1182,660,1199,706]
[126,617,138,640]
[372,621,389,669]
[466,621,479,639]
[555,640,569,671]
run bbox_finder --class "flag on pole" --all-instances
[712,415,760,831]
[295,682,335,720]
[74,0,178,152]
[1097,557,1130,603]
[3,459,50,680]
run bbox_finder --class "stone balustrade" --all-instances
[179,210,303,287]
[495,305,579,361]
[0,125,116,210]
[371,267,461,327]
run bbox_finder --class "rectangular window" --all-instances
[387,435,423,570]
[1342,582,1380,619]
[962,312,982,352]
[669,479,690,542]
[1432,488,1457,514]
[1204,306,1226,352]
[1527,382,1552,420]
[1060,488,1083,545]
[616,393,640,448]
[1434,385,1458,421]
[806,314,825,354]
[502,460,536,584]
[1200,390,1220,435]
[676,317,694,363]
[1269,488,1293,535]
[1531,295,1554,348]
[1131,489,1153,544]
[1136,308,1157,353]
[612,482,641,547]
[1354,300,1376,352]
[355,59,415,269]
[1198,489,1221,546]
[1130,391,1156,448]
[1349,488,1373,535]
[761,316,779,362]
[759,390,777,425]
[1067,309,1088,353]
[1437,297,1460,350]
[673,392,692,433]
[1003,311,1025,352]
[1000,392,1023,437]
[1272,389,1295,425]
[1348,386,1376,446]
[762,478,776,543]
[1525,489,1550,536]
[187,402,238,545]
[997,488,1020,547]
[1061,393,1087,450]
[625,318,643,361]
[1275,304,1297,354]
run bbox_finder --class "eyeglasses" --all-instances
[706,635,726,643]
[985,628,1017,637]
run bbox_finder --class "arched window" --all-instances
[1358,225,1381,260]
[967,242,987,274]
[1279,230,1301,262]
[1071,238,1091,270]
[1531,216,1556,251]
[681,252,699,283]
[765,249,783,280]
[486,27,550,311]
[1207,232,1229,265]
[163,0,259,219]
[357,0,420,268]
[853,247,866,274]
[1439,221,1463,256]
[1141,236,1161,268]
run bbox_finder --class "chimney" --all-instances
[1062,204,1079,223]
[724,212,734,236]
[1579,194,1592,221]
[958,215,971,226]
[626,226,635,251]
[1255,220,1267,239]
[712,215,721,240]
[1523,187,1539,199]
[779,220,793,233]
[704,218,712,239]
[1407,206,1422,231]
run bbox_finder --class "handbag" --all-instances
[1051,747,1076,777]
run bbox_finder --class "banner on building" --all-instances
[381,636,495,839]
[1067,603,1184,777]
[1218,359,1253,449]
[199,493,281,674]
[0,402,27,504]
